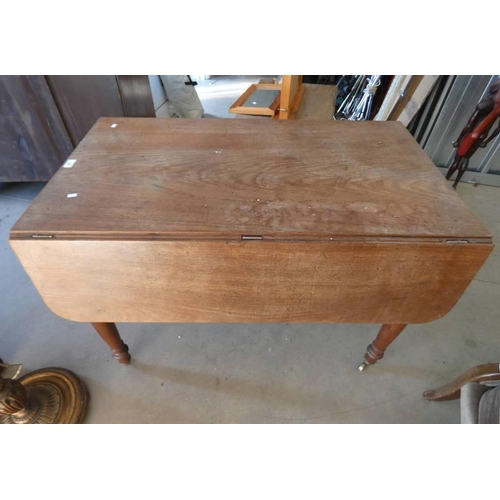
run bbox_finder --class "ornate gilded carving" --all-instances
[0,367,88,424]
[0,377,27,414]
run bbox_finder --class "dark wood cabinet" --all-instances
[0,75,155,182]
[0,76,73,182]
[45,76,126,147]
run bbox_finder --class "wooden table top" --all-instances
[11,117,491,242]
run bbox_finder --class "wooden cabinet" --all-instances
[0,76,73,182]
[0,76,154,182]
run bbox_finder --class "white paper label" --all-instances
[66,193,78,198]
[63,159,77,168]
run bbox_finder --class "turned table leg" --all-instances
[358,324,407,371]
[91,322,131,365]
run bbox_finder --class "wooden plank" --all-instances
[393,76,439,126]
[46,75,125,146]
[272,82,305,120]
[234,113,269,120]
[294,84,337,120]
[116,76,156,117]
[279,75,303,120]
[0,76,73,182]
[388,75,425,121]
[10,239,492,324]
[278,75,293,120]
[10,118,491,241]
[288,84,305,119]
[374,76,412,120]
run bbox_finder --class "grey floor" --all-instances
[1,179,499,423]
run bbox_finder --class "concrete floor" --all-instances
[1,179,499,423]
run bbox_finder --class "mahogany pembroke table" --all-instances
[9,118,493,371]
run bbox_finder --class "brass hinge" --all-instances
[241,235,263,241]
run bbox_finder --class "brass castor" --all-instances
[0,366,89,424]
[358,362,369,372]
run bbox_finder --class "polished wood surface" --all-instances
[10,239,491,323]
[363,324,407,364]
[9,118,493,366]
[10,118,491,242]
[91,322,130,364]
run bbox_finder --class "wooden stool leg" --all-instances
[358,324,407,371]
[91,322,131,365]
[423,363,500,401]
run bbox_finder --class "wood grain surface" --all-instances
[279,75,303,120]
[45,76,125,146]
[10,239,492,323]
[116,76,156,117]
[10,118,491,242]
[0,76,73,182]
[294,84,337,120]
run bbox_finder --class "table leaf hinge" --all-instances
[241,235,263,240]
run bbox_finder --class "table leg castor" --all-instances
[358,324,407,372]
